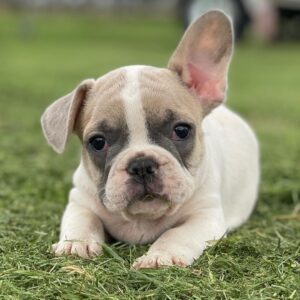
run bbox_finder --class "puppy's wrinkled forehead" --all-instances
[81,65,201,140]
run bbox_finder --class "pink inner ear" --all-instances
[187,63,226,108]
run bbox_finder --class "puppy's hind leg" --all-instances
[53,192,105,258]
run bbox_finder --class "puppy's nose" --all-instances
[127,157,158,184]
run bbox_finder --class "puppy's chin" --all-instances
[125,196,173,220]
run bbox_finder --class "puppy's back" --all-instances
[203,105,260,230]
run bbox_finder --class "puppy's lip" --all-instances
[140,194,156,202]
[132,192,170,203]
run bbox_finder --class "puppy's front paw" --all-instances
[52,240,102,259]
[132,250,191,269]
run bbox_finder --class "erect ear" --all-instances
[168,10,233,115]
[41,79,95,154]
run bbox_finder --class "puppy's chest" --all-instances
[101,214,174,244]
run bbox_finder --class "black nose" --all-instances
[127,157,158,184]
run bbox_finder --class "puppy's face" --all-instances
[41,11,233,220]
[79,67,202,219]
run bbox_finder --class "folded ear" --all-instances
[41,79,95,153]
[168,10,233,115]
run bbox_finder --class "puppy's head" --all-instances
[41,11,233,220]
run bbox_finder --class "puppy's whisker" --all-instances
[138,233,145,244]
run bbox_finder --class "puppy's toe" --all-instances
[53,241,73,256]
[52,240,102,259]
[132,251,189,270]
[70,241,90,259]
[87,241,102,257]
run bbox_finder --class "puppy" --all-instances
[41,11,259,269]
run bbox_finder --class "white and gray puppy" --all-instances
[41,11,259,269]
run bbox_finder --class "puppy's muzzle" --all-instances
[127,156,158,186]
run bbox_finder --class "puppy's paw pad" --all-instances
[132,251,189,269]
[52,240,102,259]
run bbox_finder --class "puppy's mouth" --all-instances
[102,188,180,221]
[125,193,172,220]
[137,192,167,202]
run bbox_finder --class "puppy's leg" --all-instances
[53,200,105,259]
[132,206,225,269]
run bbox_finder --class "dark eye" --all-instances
[89,136,107,151]
[172,124,191,140]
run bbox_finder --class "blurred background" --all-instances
[0,1,299,298]
[2,0,300,41]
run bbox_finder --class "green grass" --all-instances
[0,11,299,299]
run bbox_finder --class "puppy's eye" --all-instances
[89,136,107,151]
[172,124,191,140]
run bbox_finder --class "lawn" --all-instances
[0,11,299,299]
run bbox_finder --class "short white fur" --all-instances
[122,66,149,146]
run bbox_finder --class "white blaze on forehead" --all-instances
[121,66,149,145]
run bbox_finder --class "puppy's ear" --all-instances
[41,79,95,153]
[168,10,233,115]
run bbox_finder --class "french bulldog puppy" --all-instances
[41,11,259,269]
